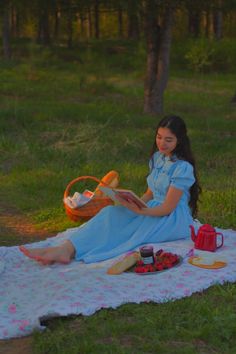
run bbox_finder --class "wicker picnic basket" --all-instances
[63,175,114,222]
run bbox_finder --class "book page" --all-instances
[115,191,147,208]
[98,186,147,209]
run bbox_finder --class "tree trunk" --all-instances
[204,8,211,38]
[144,3,174,115]
[37,7,42,44]
[42,10,50,46]
[67,7,73,48]
[188,9,200,37]
[10,4,16,37]
[37,8,50,45]
[54,9,60,41]
[15,8,20,38]
[2,1,11,59]
[80,14,86,38]
[94,0,100,39]
[213,9,223,40]
[87,7,93,38]
[118,6,123,38]
[127,0,140,40]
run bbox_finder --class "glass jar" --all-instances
[139,246,155,265]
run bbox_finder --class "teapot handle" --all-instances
[216,232,224,249]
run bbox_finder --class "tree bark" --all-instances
[87,7,93,38]
[2,1,11,59]
[37,8,51,46]
[188,9,201,37]
[80,14,86,38]
[127,0,140,40]
[10,4,16,37]
[94,0,100,39]
[15,7,20,38]
[213,8,223,40]
[118,6,123,38]
[204,8,211,38]
[144,3,174,115]
[54,8,60,41]
[67,6,73,48]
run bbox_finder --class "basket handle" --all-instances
[63,175,110,199]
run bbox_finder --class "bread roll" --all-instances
[94,170,119,196]
[107,252,140,275]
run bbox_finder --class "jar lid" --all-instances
[139,245,154,256]
[140,245,153,252]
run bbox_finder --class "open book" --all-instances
[64,190,94,209]
[98,186,147,209]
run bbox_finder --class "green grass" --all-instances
[33,283,236,354]
[1,40,236,353]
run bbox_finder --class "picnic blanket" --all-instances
[0,221,236,339]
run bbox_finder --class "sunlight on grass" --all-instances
[1,41,236,353]
[1,59,235,231]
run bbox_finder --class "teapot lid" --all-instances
[199,224,215,232]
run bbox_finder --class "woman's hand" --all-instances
[115,194,144,214]
[117,186,183,217]
[141,188,153,203]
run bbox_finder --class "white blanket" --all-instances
[1,223,236,339]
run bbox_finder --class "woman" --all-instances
[20,115,201,265]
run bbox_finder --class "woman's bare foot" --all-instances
[19,241,75,265]
[19,246,47,259]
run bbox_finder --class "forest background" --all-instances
[1,0,236,353]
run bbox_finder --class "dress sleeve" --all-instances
[170,161,195,191]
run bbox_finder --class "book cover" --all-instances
[98,186,147,209]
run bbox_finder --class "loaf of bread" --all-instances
[107,251,140,275]
[94,170,119,196]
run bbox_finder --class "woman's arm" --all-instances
[141,188,153,203]
[117,186,183,217]
[140,186,183,216]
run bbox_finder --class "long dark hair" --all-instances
[150,115,201,218]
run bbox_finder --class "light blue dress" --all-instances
[69,152,195,263]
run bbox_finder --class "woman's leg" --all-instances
[19,240,75,265]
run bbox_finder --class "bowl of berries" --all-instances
[128,249,182,275]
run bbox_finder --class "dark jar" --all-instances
[139,246,155,265]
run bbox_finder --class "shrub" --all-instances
[211,39,236,72]
[185,39,215,72]
[184,38,236,73]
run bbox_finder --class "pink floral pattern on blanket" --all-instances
[0,225,236,339]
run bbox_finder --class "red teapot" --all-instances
[190,224,224,252]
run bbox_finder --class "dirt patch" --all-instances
[0,336,33,354]
[0,201,54,246]
[0,201,54,353]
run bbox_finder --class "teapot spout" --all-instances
[190,225,196,242]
